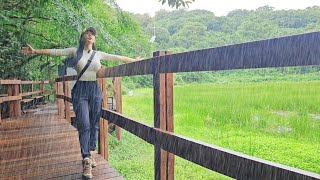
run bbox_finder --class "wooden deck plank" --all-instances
[0,150,80,167]
[0,132,78,147]
[0,117,73,126]
[21,158,111,180]
[1,160,84,178]
[0,103,122,180]
[0,140,80,161]
[0,126,76,140]
[44,161,121,180]
[0,118,69,128]
[0,137,79,154]
[0,153,81,172]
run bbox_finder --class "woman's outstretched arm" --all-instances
[99,52,141,63]
[20,44,76,56]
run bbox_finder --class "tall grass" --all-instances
[109,81,320,179]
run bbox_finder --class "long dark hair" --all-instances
[74,27,97,64]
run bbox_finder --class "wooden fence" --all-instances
[55,32,320,180]
[0,80,50,124]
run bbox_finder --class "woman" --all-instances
[21,27,138,179]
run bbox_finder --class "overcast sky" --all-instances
[116,0,320,16]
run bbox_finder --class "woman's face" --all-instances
[84,31,96,45]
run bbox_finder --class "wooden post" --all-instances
[64,80,71,122]
[98,78,109,161]
[153,51,174,180]
[7,85,13,116]
[54,82,57,103]
[7,81,21,118]
[40,80,44,94]
[15,82,21,117]
[0,103,2,124]
[166,53,175,180]
[57,82,61,116]
[114,77,122,140]
[57,82,64,118]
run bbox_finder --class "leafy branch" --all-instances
[159,0,195,9]
[7,15,58,21]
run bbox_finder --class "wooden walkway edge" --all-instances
[0,103,123,180]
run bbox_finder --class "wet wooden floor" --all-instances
[0,103,123,180]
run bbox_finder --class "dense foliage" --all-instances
[0,0,152,80]
[135,6,320,52]
[124,6,320,88]
[1,1,320,89]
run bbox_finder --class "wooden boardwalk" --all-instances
[0,103,123,180]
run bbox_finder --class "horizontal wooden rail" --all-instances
[0,80,21,85]
[100,109,320,180]
[21,90,42,97]
[97,58,154,78]
[0,96,21,103]
[96,32,320,78]
[44,90,53,93]
[55,75,77,82]
[21,80,50,84]
[55,94,72,103]
[21,81,42,84]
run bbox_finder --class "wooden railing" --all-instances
[55,32,320,180]
[0,80,51,124]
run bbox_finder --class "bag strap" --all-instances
[76,51,96,82]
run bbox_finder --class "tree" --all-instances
[158,0,195,9]
[0,0,152,80]
[132,5,320,84]
[227,9,251,17]
[169,22,207,49]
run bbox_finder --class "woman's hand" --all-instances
[20,44,35,55]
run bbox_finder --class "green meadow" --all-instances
[108,80,320,179]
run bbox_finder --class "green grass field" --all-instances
[108,81,320,179]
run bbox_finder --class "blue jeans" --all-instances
[71,81,102,158]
